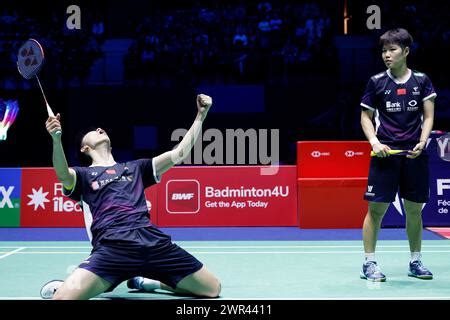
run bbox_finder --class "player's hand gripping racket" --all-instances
[17,38,61,135]
[370,150,408,157]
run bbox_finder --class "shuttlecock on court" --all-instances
[0,99,19,141]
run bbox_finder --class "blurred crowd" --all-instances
[0,5,104,88]
[123,1,334,86]
[0,0,449,88]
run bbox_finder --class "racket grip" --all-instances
[46,104,55,118]
[46,104,61,135]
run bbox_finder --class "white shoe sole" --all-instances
[40,280,64,299]
[360,271,386,282]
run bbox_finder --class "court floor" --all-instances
[1,229,450,300]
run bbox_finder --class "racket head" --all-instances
[17,38,45,79]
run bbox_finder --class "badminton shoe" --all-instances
[408,260,433,279]
[360,261,386,282]
[127,276,144,290]
[40,280,64,299]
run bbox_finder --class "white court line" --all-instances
[2,250,450,255]
[1,244,450,249]
[0,297,41,300]
[0,247,26,260]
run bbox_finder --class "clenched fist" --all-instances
[196,94,212,115]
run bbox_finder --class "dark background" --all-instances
[1,0,449,167]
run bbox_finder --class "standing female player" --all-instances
[360,28,436,281]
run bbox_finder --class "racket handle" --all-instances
[370,150,406,156]
[46,103,61,135]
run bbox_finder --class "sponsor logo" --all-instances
[91,181,99,191]
[407,100,419,111]
[0,169,22,227]
[397,88,406,95]
[345,150,365,157]
[27,187,50,210]
[166,180,200,214]
[437,179,450,196]
[91,172,98,176]
[437,134,450,162]
[412,87,421,95]
[384,90,391,95]
[311,151,331,158]
[386,101,401,112]
[0,186,14,209]
[26,184,82,213]
[205,186,289,198]
[365,185,375,197]
[172,193,195,200]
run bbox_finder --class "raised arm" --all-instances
[153,94,212,177]
[45,113,75,188]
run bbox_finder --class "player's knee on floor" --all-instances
[206,278,221,298]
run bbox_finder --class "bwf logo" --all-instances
[166,180,200,214]
[172,193,195,200]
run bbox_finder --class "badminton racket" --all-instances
[17,38,61,135]
[370,149,409,157]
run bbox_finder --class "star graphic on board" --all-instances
[27,187,50,210]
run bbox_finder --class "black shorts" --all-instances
[78,225,203,291]
[364,152,429,203]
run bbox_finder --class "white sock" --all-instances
[411,252,422,263]
[141,278,161,292]
[364,252,376,263]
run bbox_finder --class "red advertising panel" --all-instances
[298,178,368,228]
[297,141,371,228]
[297,141,371,178]
[157,166,298,226]
[20,168,84,227]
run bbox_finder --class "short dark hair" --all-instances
[379,28,413,49]
[76,126,97,148]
